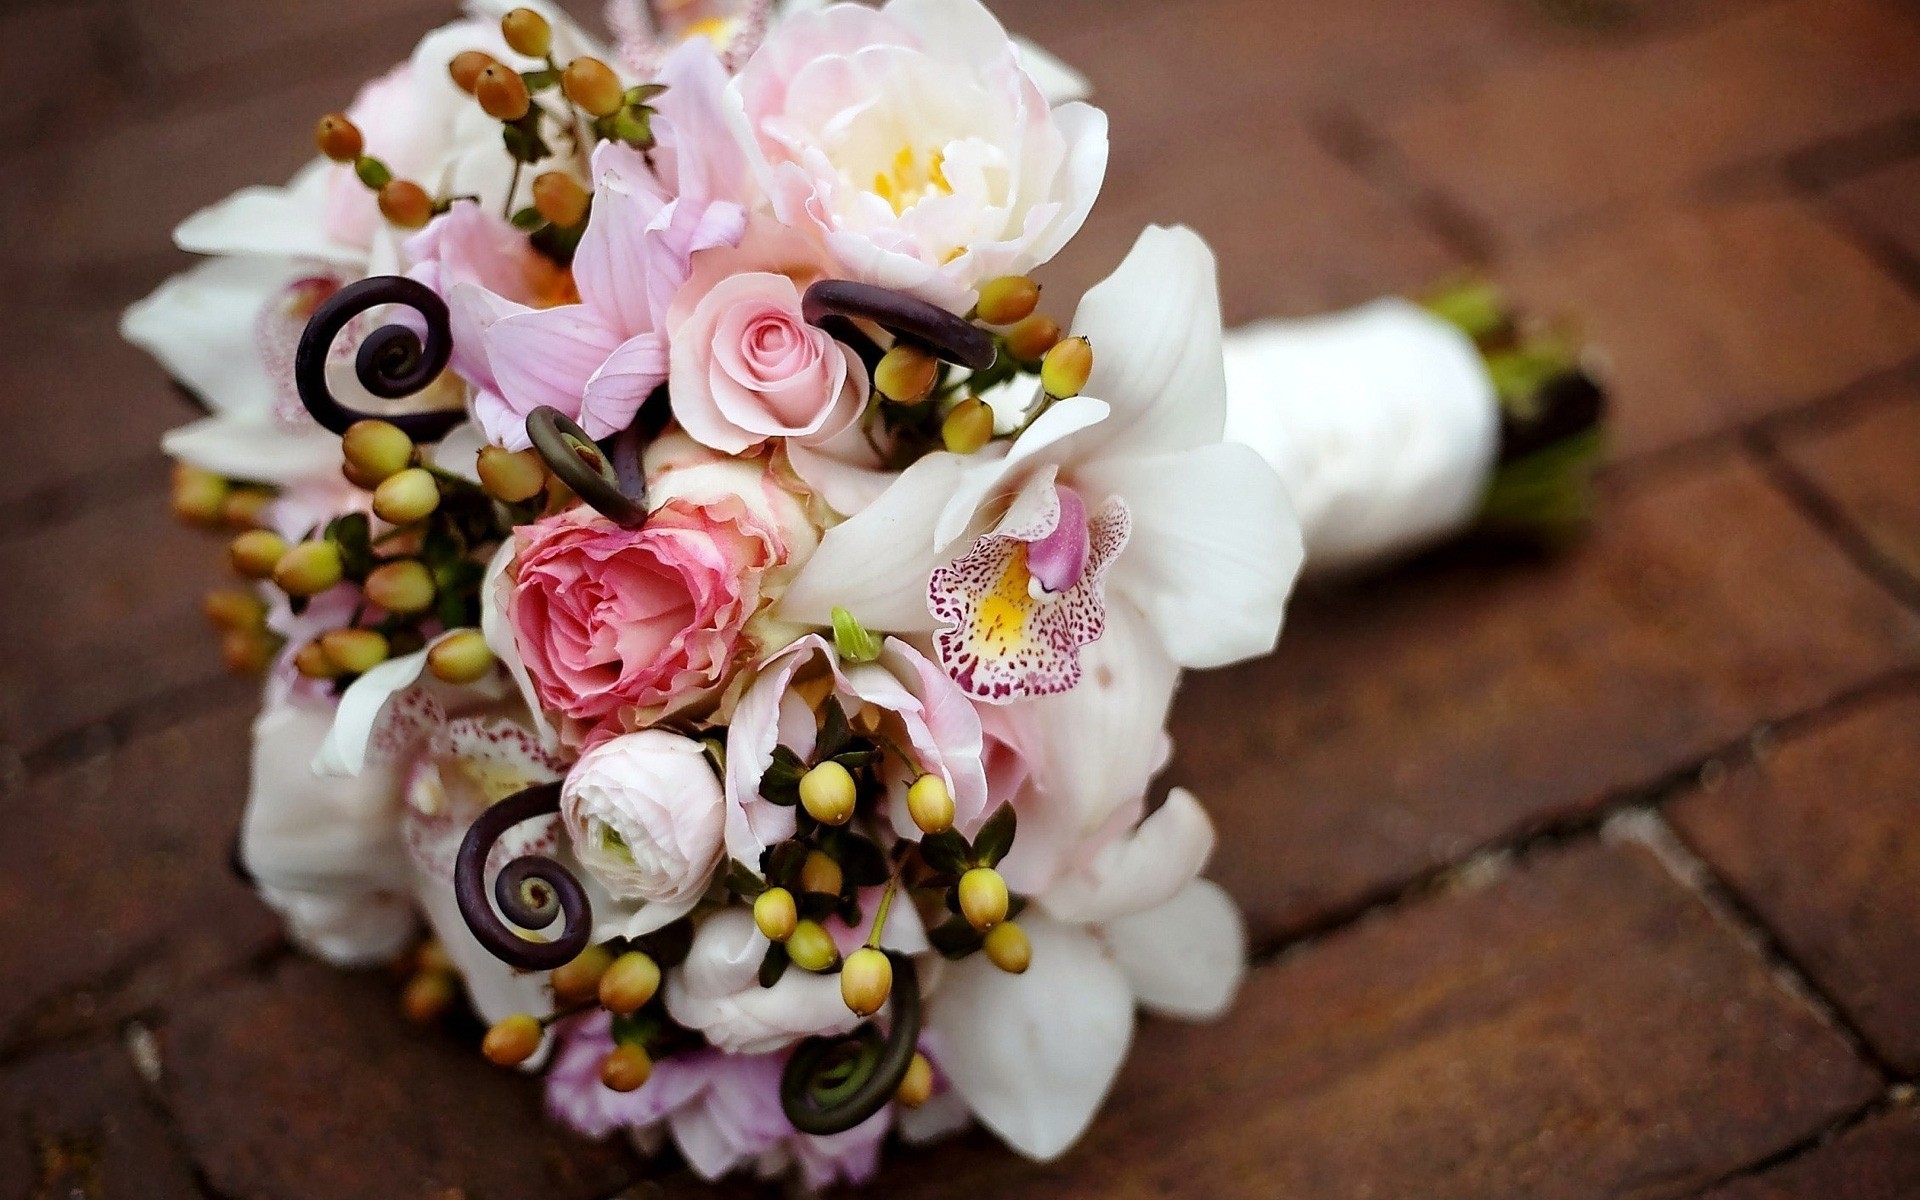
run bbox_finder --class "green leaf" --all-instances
[325,512,374,580]
[625,82,669,106]
[830,607,883,664]
[520,67,560,91]
[759,745,806,806]
[501,117,552,164]
[638,919,694,970]
[509,205,545,231]
[821,830,888,888]
[764,841,808,888]
[758,941,789,988]
[918,829,971,878]
[928,916,984,960]
[353,156,392,190]
[725,860,766,899]
[815,697,853,762]
[972,803,1017,868]
[830,749,879,771]
[610,1010,660,1049]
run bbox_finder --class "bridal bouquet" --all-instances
[124,0,1304,1187]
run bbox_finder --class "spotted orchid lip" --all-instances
[1025,485,1090,596]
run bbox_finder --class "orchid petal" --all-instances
[173,160,361,264]
[428,420,487,482]
[1076,440,1303,670]
[162,413,339,486]
[927,914,1133,1161]
[242,697,412,895]
[485,304,624,432]
[481,540,559,753]
[581,331,670,439]
[1039,788,1215,925]
[933,396,1109,550]
[121,254,310,417]
[777,452,965,632]
[1099,879,1247,1021]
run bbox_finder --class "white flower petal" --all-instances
[1099,879,1246,1020]
[172,160,362,263]
[932,396,1109,550]
[242,697,413,894]
[312,648,431,778]
[481,540,559,753]
[121,255,309,417]
[777,451,965,632]
[1078,441,1303,670]
[1012,36,1091,104]
[1039,788,1215,925]
[428,420,488,482]
[161,413,340,486]
[412,864,555,1036]
[927,914,1134,1161]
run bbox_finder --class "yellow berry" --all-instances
[378,180,435,230]
[203,588,266,632]
[313,113,364,163]
[402,971,456,1023]
[940,397,995,455]
[799,761,858,826]
[476,63,532,122]
[896,1052,935,1107]
[171,463,229,526]
[975,275,1040,326]
[754,887,799,942]
[476,445,548,503]
[906,774,954,834]
[532,171,590,228]
[983,921,1031,974]
[427,629,496,685]
[873,344,938,403]
[598,951,661,1016]
[799,850,843,897]
[293,640,340,680]
[319,628,389,675]
[786,919,839,973]
[500,7,551,57]
[341,420,414,483]
[222,486,275,529]
[562,57,625,117]
[371,467,441,525]
[273,539,343,597]
[449,50,499,94]
[221,627,277,676]
[1040,336,1093,398]
[416,940,455,975]
[549,944,614,1005]
[1004,314,1062,364]
[958,867,1009,932]
[482,1014,543,1066]
[600,1043,653,1092]
[840,948,893,1017]
[364,560,435,615]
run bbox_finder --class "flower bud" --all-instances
[371,467,441,524]
[449,50,499,94]
[549,944,614,1005]
[203,588,266,632]
[476,64,532,122]
[896,1052,935,1107]
[364,560,435,615]
[786,919,839,973]
[477,445,548,502]
[983,920,1031,973]
[1004,314,1062,363]
[532,171,590,228]
[958,867,1008,931]
[840,947,892,1017]
[293,640,341,680]
[799,761,857,826]
[975,275,1040,326]
[753,887,798,942]
[598,951,661,1016]
[416,939,455,975]
[799,850,843,897]
[482,1014,543,1066]
[222,487,275,529]
[320,628,388,675]
[427,629,496,685]
[940,398,995,455]
[500,7,551,57]
[1041,336,1093,398]
[342,420,414,483]
[378,180,435,230]
[228,529,288,579]
[600,1043,653,1093]
[562,57,625,117]
[171,464,229,526]
[221,628,277,676]
[906,774,954,835]
[273,540,343,597]
[402,971,455,1023]
[873,345,938,403]
[313,113,363,163]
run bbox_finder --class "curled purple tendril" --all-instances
[294,275,466,442]
[525,405,650,528]
[803,280,997,373]
[453,781,593,972]
[780,952,921,1136]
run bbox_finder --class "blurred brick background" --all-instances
[4,0,1920,1195]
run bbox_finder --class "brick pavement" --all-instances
[4,0,1920,1196]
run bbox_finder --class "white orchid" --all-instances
[780,224,1305,703]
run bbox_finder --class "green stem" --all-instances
[865,878,899,950]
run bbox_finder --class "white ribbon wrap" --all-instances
[1222,298,1501,575]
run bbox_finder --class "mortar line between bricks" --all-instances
[1683,1085,1916,1198]
[17,672,247,782]
[1741,428,1920,613]
[1300,106,1500,266]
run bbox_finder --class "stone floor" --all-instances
[4,0,1920,1195]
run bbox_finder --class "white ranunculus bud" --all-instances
[561,730,726,906]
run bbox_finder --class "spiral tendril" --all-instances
[294,275,466,442]
[525,405,651,528]
[802,280,997,373]
[453,782,594,972]
[780,952,921,1135]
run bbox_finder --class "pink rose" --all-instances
[508,496,784,741]
[666,218,866,454]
